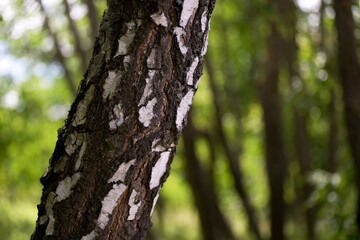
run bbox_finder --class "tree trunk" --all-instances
[333,0,360,233]
[292,110,316,239]
[37,0,77,96]
[282,3,316,238]
[205,55,262,240]
[327,90,339,173]
[82,0,100,43]
[257,14,288,240]
[31,0,215,239]
[183,116,236,240]
[63,0,89,73]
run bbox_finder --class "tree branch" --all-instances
[63,0,89,73]
[82,0,100,43]
[36,0,77,97]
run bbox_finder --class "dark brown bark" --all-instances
[333,0,360,233]
[183,117,236,240]
[31,0,215,239]
[37,0,78,96]
[205,55,262,240]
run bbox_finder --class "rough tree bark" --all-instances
[333,0,360,234]
[31,0,215,239]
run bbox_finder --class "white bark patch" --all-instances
[186,57,199,86]
[108,159,136,183]
[123,56,132,70]
[75,142,87,171]
[150,151,171,189]
[109,103,124,130]
[150,190,160,216]
[115,22,136,56]
[127,189,141,221]
[146,50,157,69]
[55,173,81,202]
[180,0,199,28]
[139,70,155,106]
[136,19,143,28]
[65,133,83,156]
[39,215,48,225]
[72,85,95,126]
[174,27,188,55]
[97,183,127,229]
[201,20,211,56]
[81,231,97,240]
[176,90,194,131]
[45,192,56,235]
[201,9,208,32]
[138,97,157,127]
[103,71,121,101]
[151,139,166,152]
[150,12,168,27]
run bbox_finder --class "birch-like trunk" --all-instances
[31,0,215,239]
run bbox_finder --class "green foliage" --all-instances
[0,73,70,238]
[0,199,37,240]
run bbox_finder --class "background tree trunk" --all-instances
[333,0,360,234]
[31,0,215,239]
[183,116,236,240]
[257,26,287,240]
[256,1,291,238]
[37,0,78,96]
[205,54,262,240]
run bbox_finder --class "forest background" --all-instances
[0,0,358,239]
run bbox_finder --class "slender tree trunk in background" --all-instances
[319,0,326,50]
[63,0,89,73]
[333,0,360,234]
[31,0,215,239]
[283,3,316,239]
[319,0,339,174]
[292,110,316,239]
[257,21,287,240]
[37,0,78,96]
[183,117,236,240]
[327,90,339,173]
[216,18,264,240]
[82,0,100,42]
[205,55,262,240]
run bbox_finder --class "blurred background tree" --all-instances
[0,0,359,239]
